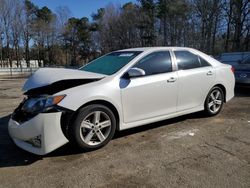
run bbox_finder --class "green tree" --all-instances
[157,0,189,46]
[33,6,55,66]
[138,0,157,46]
[22,0,38,67]
[64,17,91,66]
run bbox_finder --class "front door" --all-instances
[121,51,178,123]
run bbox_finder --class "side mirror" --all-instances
[127,67,145,78]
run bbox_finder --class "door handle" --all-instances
[207,71,213,76]
[167,77,177,83]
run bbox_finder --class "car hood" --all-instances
[23,68,106,92]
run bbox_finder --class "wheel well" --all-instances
[214,84,226,102]
[78,100,120,130]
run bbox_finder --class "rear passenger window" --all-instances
[199,56,211,67]
[174,51,210,70]
[133,51,172,76]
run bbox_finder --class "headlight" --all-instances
[21,95,66,114]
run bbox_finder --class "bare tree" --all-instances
[56,6,71,33]
[193,0,223,53]
[223,0,233,52]
[11,0,23,67]
[0,0,15,67]
[56,6,71,65]
[223,0,250,52]
[0,0,4,67]
[22,0,38,67]
[231,0,249,51]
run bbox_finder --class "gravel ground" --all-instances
[0,76,250,188]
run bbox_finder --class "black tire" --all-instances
[204,86,224,116]
[69,104,116,151]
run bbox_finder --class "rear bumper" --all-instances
[8,112,69,155]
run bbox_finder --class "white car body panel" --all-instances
[120,72,178,123]
[214,64,235,102]
[8,47,235,155]
[176,67,215,111]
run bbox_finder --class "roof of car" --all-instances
[118,47,195,52]
[117,46,223,67]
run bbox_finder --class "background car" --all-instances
[218,52,250,85]
[234,55,250,85]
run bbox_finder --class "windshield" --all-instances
[80,51,142,75]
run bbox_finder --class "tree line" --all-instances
[0,0,249,67]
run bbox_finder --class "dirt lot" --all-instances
[0,76,250,188]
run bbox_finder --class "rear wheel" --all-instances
[69,104,116,151]
[204,86,224,116]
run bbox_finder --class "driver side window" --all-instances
[133,51,172,76]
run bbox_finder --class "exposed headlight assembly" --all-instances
[21,95,66,114]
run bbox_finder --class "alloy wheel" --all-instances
[79,111,112,146]
[208,89,223,113]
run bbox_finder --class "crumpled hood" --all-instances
[23,68,105,92]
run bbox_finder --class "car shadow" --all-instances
[114,112,206,139]
[0,111,207,168]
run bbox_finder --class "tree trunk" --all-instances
[25,40,30,67]
[244,28,250,51]
[0,39,3,68]
[225,0,233,52]
[163,16,167,46]
[232,0,243,51]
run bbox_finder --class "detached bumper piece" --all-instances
[8,112,69,155]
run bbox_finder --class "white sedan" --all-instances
[8,47,235,155]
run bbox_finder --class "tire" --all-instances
[204,86,224,116]
[69,104,116,151]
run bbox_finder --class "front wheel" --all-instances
[204,86,224,116]
[69,104,116,151]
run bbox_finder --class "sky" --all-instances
[31,0,137,19]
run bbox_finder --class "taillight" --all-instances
[231,66,235,73]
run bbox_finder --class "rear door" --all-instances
[173,50,215,111]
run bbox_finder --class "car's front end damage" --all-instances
[9,109,69,155]
[8,68,105,155]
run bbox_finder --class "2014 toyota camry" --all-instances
[8,47,235,155]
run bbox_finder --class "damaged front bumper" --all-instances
[8,112,69,155]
